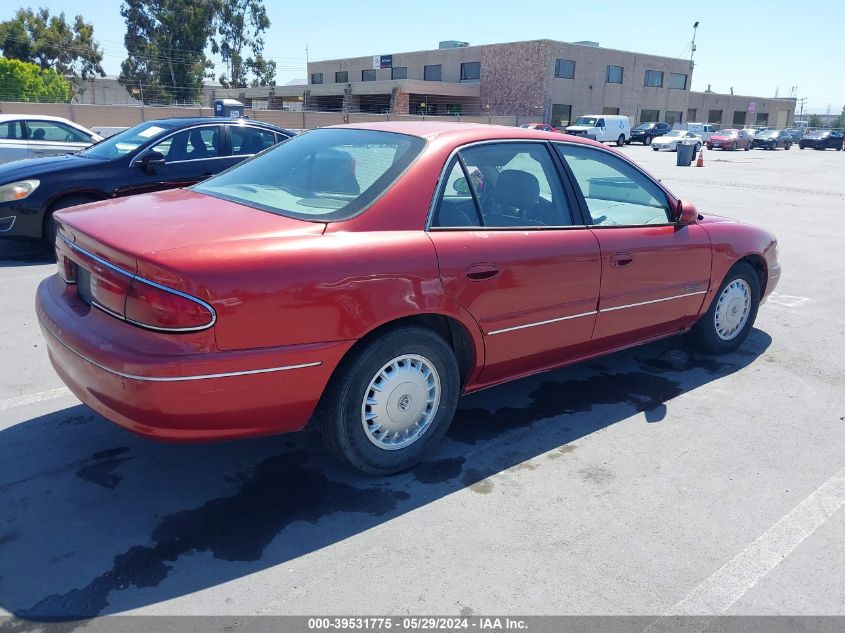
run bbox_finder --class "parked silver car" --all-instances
[0,114,102,164]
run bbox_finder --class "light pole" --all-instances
[690,21,700,71]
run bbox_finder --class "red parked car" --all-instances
[706,129,753,151]
[37,122,780,474]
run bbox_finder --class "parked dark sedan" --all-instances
[798,130,844,150]
[751,129,793,150]
[628,122,672,145]
[0,117,293,244]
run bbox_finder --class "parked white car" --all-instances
[0,114,102,164]
[652,130,703,152]
[565,114,631,146]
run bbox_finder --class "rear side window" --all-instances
[432,142,574,228]
[555,144,671,226]
[0,121,25,139]
[194,128,425,221]
[231,126,277,155]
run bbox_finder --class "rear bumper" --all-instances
[36,275,352,441]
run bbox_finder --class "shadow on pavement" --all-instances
[0,238,52,268]
[0,330,771,620]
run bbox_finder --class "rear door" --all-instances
[555,142,712,349]
[129,124,226,194]
[427,141,601,385]
[0,120,28,164]
[26,119,94,158]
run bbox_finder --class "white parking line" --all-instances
[768,292,811,308]
[662,465,845,620]
[0,386,73,411]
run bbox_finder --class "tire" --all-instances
[686,262,761,354]
[745,142,751,151]
[799,143,805,149]
[44,195,98,251]
[785,143,791,150]
[731,142,737,151]
[694,143,701,154]
[652,146,659,151]
[616,134,625,147]
[314,326,460,475]
[644,135,652,146]
[624,139,631,145]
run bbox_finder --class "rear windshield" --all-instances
[194,128,425,222]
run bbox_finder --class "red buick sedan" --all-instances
[706,129,753,151]
[37,122,780,474]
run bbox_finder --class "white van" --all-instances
[565,114,631,145]
[672,122,717,141]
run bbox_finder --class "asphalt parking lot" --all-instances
[1,142,843,622]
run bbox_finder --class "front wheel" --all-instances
[315,326,460,475]
[644,136,653,146]
[616,134,625,147]
[652,146,659,151]
[731,142,738,151]
[799,143,805,149]
[687,262,760,354]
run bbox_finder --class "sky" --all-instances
[2,0,842,114]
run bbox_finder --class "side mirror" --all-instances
[138,150,166,168]
[676,200,698,225]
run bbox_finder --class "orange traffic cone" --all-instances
[696,148,705,167]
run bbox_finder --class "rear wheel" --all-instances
[731,141,738,151]
[687,262,760,354]
[616,134,625,147]
[315,326,460,475]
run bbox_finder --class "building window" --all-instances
[362,69,376,81]
[335,71,348,83]
[733,110,746,126]
[756,113,769,126]
[640,109,660,123]
[551,104,572,128]
[555,59,575,79]
[310,73,323,84]
[644,70,663,87]
[602,107,620,115]
[460,62,481,81]
[447,104,462,115]
[669,73,688,90]
[708,110,723,124]
[424,64,442,81]
[391,66,407,80]
[665,111,683,125]
[687,108,697,121]
[606,65,623,84]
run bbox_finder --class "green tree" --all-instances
[245,53,275,87]
[0,8,104,79]
[119,0,220,104]
[807,114,823,128]
[0,57,72,102]
[211,0,271,88]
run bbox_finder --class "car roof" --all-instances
[0,113,94,128]
[144,117,288,131]
[324,121,605,146]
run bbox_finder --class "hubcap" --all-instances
[361,354,441,450]
[714,279,751,340]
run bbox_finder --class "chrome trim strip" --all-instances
[43,325,322,382]
[0,216,16,233]
[599,290,707,313]
[487,310,597,335]
[57,233,217,332]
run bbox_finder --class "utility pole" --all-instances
[797,97,807,122]
[690,21,700,71]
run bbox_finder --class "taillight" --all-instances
[87,259,133,317]
[56,249,76,284]
[125,278,215,331]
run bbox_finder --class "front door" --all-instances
[129,125,229,194]
[555,143,712,349]
[427,141,601,385]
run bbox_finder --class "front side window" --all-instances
[310,73,323,84]
[555,59,575,79]
[335,71,348,83]
[606,65,623,84]
[432,143,574,228]
[27,120,91,143]
[644,70,664,87]
[669,73,688,90]
[230,126,277,156]
[195,128,425,222]
[362,69,376,81]
[151,126,220,162]
[424,64,442,81]
[460,62,481,81]
[555,144,671,227]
